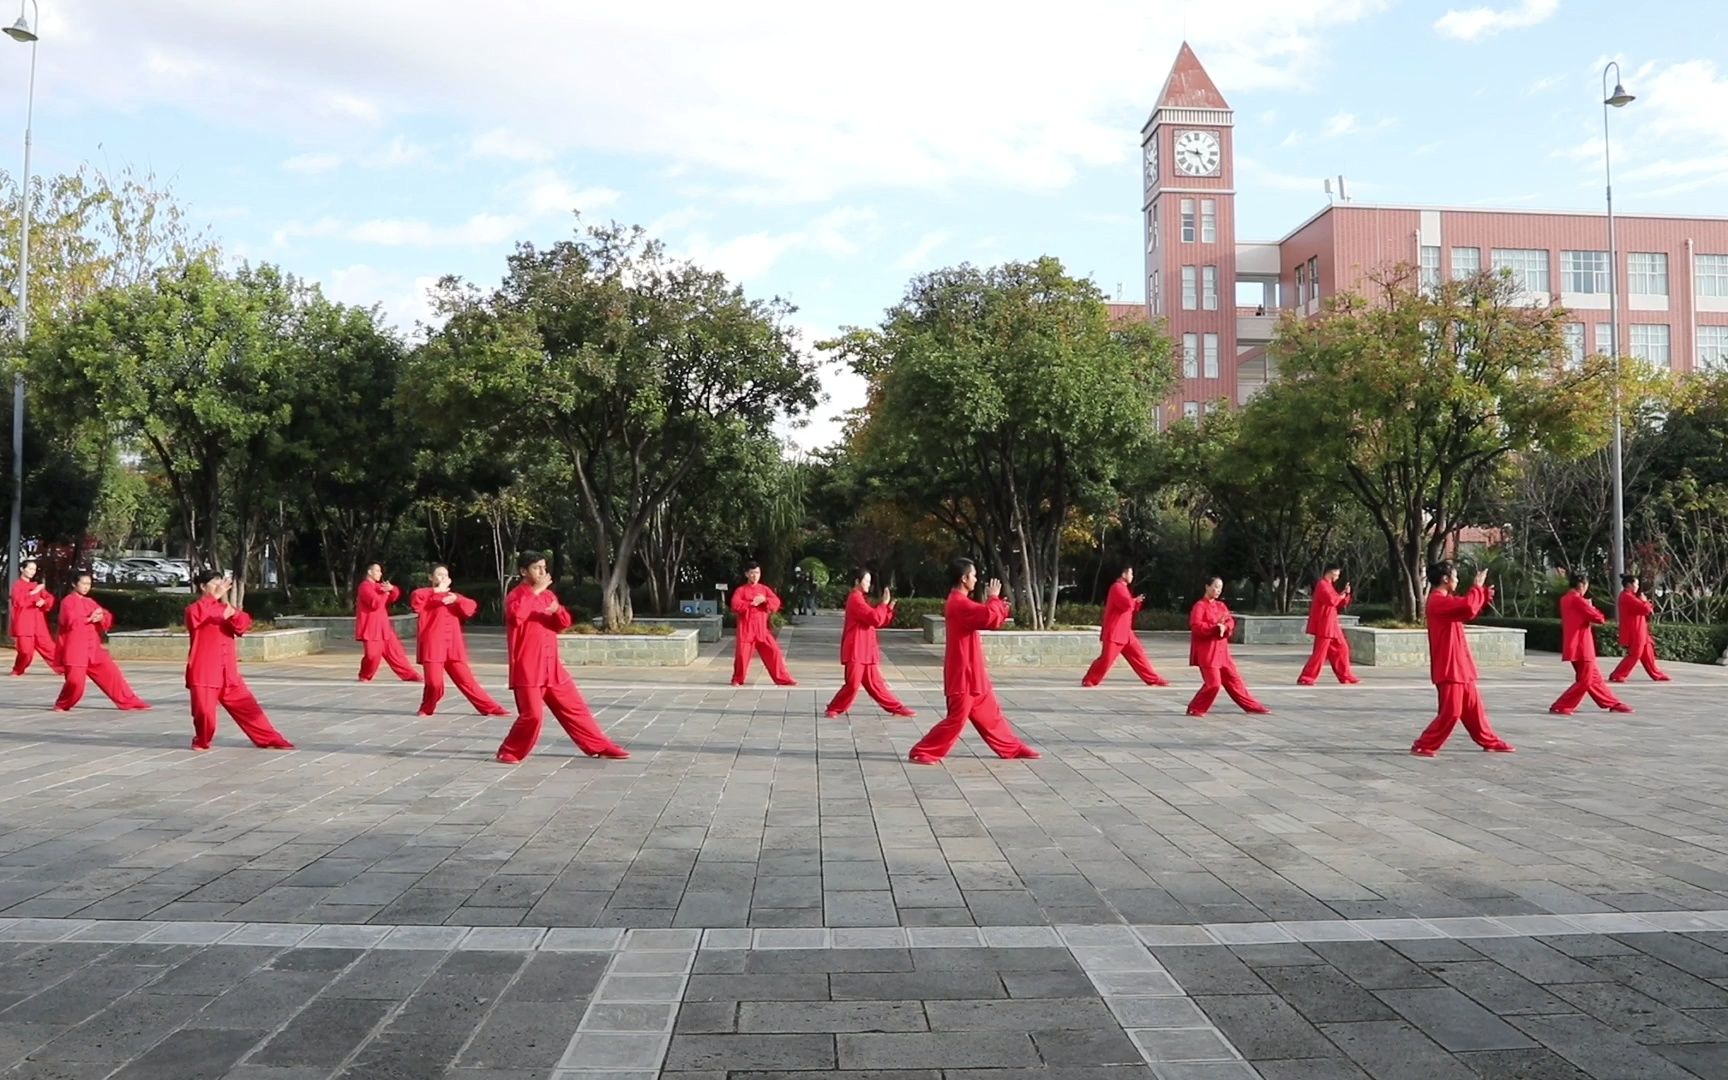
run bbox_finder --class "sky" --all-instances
[0,0,1722,450]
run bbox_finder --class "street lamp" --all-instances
[1602,60,1634,580]
[3,0,34,613]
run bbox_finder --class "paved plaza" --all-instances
[4,614,1728,1078]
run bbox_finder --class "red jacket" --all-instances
[10,578,54,640]
[1188,597,1235,668]
[504,582,572,690]
[411,588,478,664]
[944,588,1008,698]
[1426,585,1491,685]
[185,595,251,689]
[1305,578,1351,639]
[839,588,893,665]
[1559,590,1606,662]
[731,583,782,645]
[354,581,404,642]
[56,593,114,668]
[1616,588,1654,647]
[1099,581,1143,646]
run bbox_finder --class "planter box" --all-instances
[1233,613,1361,645]
[920,616,1097,665]
[276,613,416,641]
[593,615,722,644]
[923,614,1021,645]
[106,627,327,662]
[1342,625,1526,667]
[558,629,699,666]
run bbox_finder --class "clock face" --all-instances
[1143,141,1159,185]
[1174,129,1222,176]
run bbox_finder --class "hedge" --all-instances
[885,596,1191,632]
[1476,616,1728,665]
[92,588,193,630]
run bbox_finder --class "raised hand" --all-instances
[986,578,1003,599]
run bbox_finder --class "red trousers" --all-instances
[359,635,420,682]
[1082,637,1167,687]
[909,691,1028,761]
[732,636,795,685]
[1552,660,1624,712]
[827,662,906,715]
[1412,681,1507,753]
[420,661,507,716]
[12,635,61,676]
[190,682,293,750]
[1610,639,1668,682]
[497,682,621,761]
[1187,662,1264,715]
[1299,635,1357,684]
[55,659,149,712]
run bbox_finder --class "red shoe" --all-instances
[889,708,918,718]
[776,679,798,687]
[824,710,843,719]
[1081,680,1099,688]
[908,752,943,765]
[1548,707,1573,715]
[1185,708,1208,717]
[483,707,511,717]
[1653,674,1672,682]
[415,710,435,717]
[1005,746,1041,760]
[1148,678,1170,687]
[1608,676,1627,684]
[1608,704,1633,713]
[258,741,294,750]
[587,746,630,760]
[52,707,70,713]
[1296,678,1317,686]
[496,752,523,765]
[1246,706,1272,715]
[190,744,211,752]
[730,680,745,687]
[1341,677,1362,685]
[1410,747,1438,757]
[121,703,153,711]
[1483,742,1516,753]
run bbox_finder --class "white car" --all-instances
[120,557,191,584]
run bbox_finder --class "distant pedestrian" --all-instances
[1549,571,1630,716]
[356,563,420,683]
[1609,574,1669,683]
[826,568,914,719]
[1081,565,1168,687]
[1298,563,1359,685]
[1185,576,1268,716]
[730,562,796,686]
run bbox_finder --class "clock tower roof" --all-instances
[1155,42,1230,110]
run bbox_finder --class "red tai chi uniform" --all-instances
[54,593,150,712]
[1081,581,1167,687]
[1185,597,1267,716]
[10,578,62,676]
[1298,578,1359,685]
[495,583,626,763]
[730,583,796,686]
[411,588,508,717]
[1411,586,1513,755]
[356,580,420,683]
[826,588,912,717]
[1609,588,1669,683]
[185,596,293,750]
[1550,591,1629,714]
[908,589,1037,763]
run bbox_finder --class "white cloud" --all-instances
[503,169,622,217]
[1433,0,1560,41]
[677,207,877,284]
[349,213,523,247]
[470,129,554,163]
[281,151,341,175]
[322,263,441,331]
[1323,112,1360,137]
[365,135,430,169]
[894,230,951,271]
[1551,58,1728,198]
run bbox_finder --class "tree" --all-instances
[1260,267,1616,621]
[833,257,1173,627]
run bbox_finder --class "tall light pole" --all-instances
[1602,61,1634,580]
[3,0,36,613]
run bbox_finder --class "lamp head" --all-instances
[1605,83,1635,108]
[2,15,35,42]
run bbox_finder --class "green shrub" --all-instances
[1133,609,1192,632]
[93,588,191,630]
[1476,616,1728,665]
[565,622,672,636]
[888,596,946,629]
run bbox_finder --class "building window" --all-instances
[1699,254,1728,298]
[1419,246,1441,290]
[1181,266,1197,310]
[1294,264,1306,305]
[1183,401,1199,420]
[1200,199,1216,243]
[1308,257,1321,302]
[1595,323,1612,357]
[1492,248,1550,295]
[1180,199,1196,243]
[1204,401,1219,415]
[1630,324,1671,366]
[1150,270,1161,315]
[1146,207,1157,254]
[1560,250,1610,294]
[1629,252,1668,296]
[1563,323,1586,367]
[1700,325,1728,372]
[1182,333,1199,378]
[1202,333,1219,378]
[1202,266,1218,311]
[1452,247,1481,280]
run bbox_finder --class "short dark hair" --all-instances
[20,557,35,568]
[1203,574,1223,589]
[850,566,870,586]
[193,568,222,588]
[1324,562,1343,574]
[1567,570,1588,589]
[948,556,977,587]
[366,561,382,571]
[517,550,546,572]
[1621,573,1638,588]
[1427,560,1456,587]
[73,568,93,582]
[743,560,761,573]
[1113,564,1133,580]
[430,563,450,576]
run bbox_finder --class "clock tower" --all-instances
[1142,43,1236,421]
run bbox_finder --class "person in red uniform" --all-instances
[825,567,915,719]
[10,558,62,676]
[1550,571,1632,715]
[411,564,508,718]
[1298,563,1359,686]
[53,571,150,713]
[1609,574,1669,683]
[185,569,294,750]
[1186,576,1269,717]
[356,562,420,683]
[495,551,628,764]
[1081,565,1168,688]
[1411,561,1515,757]
[908,557,1039,764]
[730,561,796,686]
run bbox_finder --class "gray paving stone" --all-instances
[460,1001,584,1068]
[106,1027,264,1080]
[1192,994,1339,1061]
[925,997,1116,1030]
[1306,941,1445,991]
[1425,960,1574,1016]
[183,970,334,1030]
[38,992,213,1062]
[1149,949,1271,996]
[1454,1047,1594,1080]
[830,971,1005,1000]
[250,996,392,1068]
[1318,1019,1480,1080]
[837,1030,1039,1069]
[1372,987,1537,1053]
[685,973,830,1002]
[663,1033,835,1070]
[1546,979,1724,1044]
[336,1028,468,1079]
[1506,1012,1699,1079]
[738,1000,927,1033]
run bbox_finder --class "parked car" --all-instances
[120,557,190,585]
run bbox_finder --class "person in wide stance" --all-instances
[1549,571,1631,716]
[411,565,509,717]
[1609,574,1669,683]
[907,558,1039,765]
[10,558,61,676]
[54,571,150,713]
[730,561,796,686]
[1186,577,1269,717]
[1080,565,1168,688]
[495,551,628,764]
[825,567,915,719]
[185,570,294,751]
[356,562,420,683]
[1410,561,1514,757]
[1298,563,1359,685]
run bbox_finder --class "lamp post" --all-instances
[1602,61,1634,580]
[3,0,36,613]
